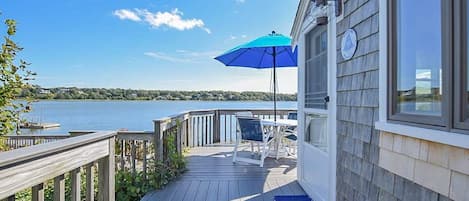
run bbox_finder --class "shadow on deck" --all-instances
[142,145,305,201]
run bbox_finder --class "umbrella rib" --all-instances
[226,48,251,66]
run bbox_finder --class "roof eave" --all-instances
[290,0,310,47]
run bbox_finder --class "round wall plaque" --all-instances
[341,29,357,60]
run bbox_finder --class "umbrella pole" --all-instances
[273,46,277,122]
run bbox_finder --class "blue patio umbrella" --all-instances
[215,31,298,121]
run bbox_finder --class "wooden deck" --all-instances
[142,145,305,201]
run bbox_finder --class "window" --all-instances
[305,25,328,109]
[389,0,469,133]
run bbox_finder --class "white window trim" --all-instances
[376,0,469,150]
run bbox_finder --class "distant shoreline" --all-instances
[19,87,298,102]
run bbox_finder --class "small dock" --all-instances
[20,122,60,129]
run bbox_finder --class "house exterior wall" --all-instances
[335,0,455,200]
[379,132,469,200]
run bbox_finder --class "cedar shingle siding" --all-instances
[335,0,452,200]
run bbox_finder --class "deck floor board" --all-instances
[142,145,305,201]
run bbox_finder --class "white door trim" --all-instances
[296,2,337,201]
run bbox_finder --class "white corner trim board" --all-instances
[375,121,469,150]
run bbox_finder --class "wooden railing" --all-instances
[153,108,297,159]
[0,108,296,200]
[0,135,69,150]
[0,131,116,201]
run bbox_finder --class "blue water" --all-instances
[20,100,297,135]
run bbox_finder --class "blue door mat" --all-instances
[273,195,312,201]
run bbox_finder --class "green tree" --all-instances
[0,16,34,136]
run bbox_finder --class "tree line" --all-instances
[18,86,297,101]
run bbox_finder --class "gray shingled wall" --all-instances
[335,0,452,200]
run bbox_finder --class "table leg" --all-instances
[275,126,281,160]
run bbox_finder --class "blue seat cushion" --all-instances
[274,195,311,201]
[284,134,297,141]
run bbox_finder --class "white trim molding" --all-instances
[378,0,387,123]
[376,0,469,150]
[375,121,469,150]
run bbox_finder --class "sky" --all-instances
[0,0,299,93]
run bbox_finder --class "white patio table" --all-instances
[261,119,297,159]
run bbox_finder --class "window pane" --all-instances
[305,26,328,109]
[305,113,328,152]
[396,0,443,116]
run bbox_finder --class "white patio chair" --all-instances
[232,116,274,167]
[235,111,257,153]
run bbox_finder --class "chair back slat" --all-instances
[236,117,263,142]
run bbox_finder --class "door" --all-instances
[298,22,336,201]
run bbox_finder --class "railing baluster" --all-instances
[131,140,136,176]
[209,115,213,144]
[120,140,125,170]
[85,163,94,201]
[32,183,44,201]
[204,116,208,145]
[229,115,233,143]
[143,140,147,180]
[5,195,15,201]
[54,174,65,201]
[70,168,81,201]
[197,116,201,146]
[223,113,227,143]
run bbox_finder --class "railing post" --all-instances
[98,137,115,201]
[154,121,164,161]
[188,116,193,147]
[213,110,220,143]
[176,121,182,155]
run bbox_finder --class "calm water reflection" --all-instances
[20,100,297,135]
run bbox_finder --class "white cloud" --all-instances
[235,0,246,3]
[227,34,247,41]
[113,9,141,21]
[144,50,222,63]
[114,8,211,34]
[144,52,192,63]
